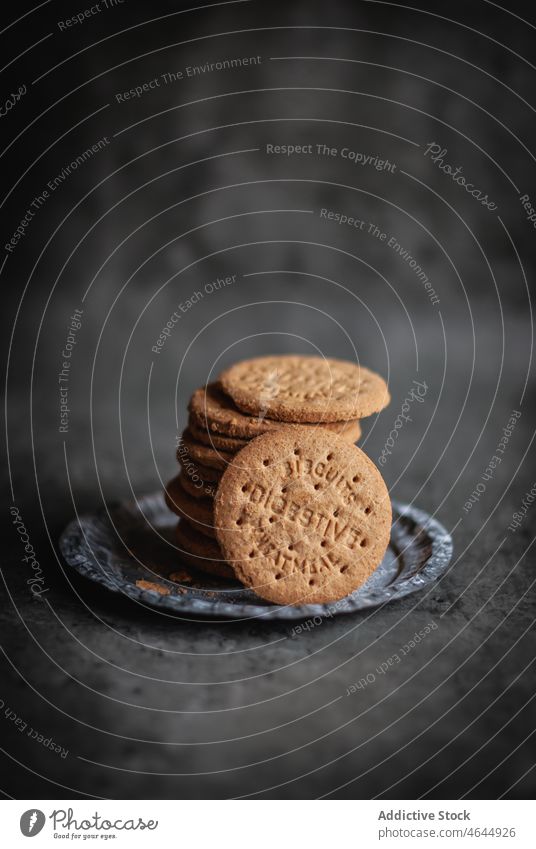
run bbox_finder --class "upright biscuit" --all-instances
[214,428,391,605]
[175,520,235,580]
[189,382,363,439]
[164,474,215,538]
[219,355,390,422]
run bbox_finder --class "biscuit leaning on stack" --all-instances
[165,355,392,604]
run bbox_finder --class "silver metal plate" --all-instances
[59,492,453,621]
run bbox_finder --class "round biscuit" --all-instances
[164,475,215,538]
[189,382,364,439]
[174,520,236,580]
[214,427,391,605]
[178,471,218,500]
[188,416,248,452]
[180,428,234,472]
[176,446,223,483]
[219,355,390,422]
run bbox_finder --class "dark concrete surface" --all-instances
[1,0,535,799]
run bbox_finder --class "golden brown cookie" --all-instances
[175,519,236,579]
[164,474,215,538]
[178,471,218,500]
[188,416,248,453]
[327,419,361,443]
[189,382,363,440]
[176,441,223,483]
[179,428,234,472]
[219,356,390,422]
[214,428,391,605]
[189,382,271,439]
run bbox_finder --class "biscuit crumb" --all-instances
[169,569,193,583]
[135,579,171,595]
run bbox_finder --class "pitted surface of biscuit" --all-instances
[214,428,391,604]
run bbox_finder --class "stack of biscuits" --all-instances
[164,355,392,603]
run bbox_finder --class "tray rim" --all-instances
[58,494,453,621]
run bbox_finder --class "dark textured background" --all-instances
[1,0,535,799]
